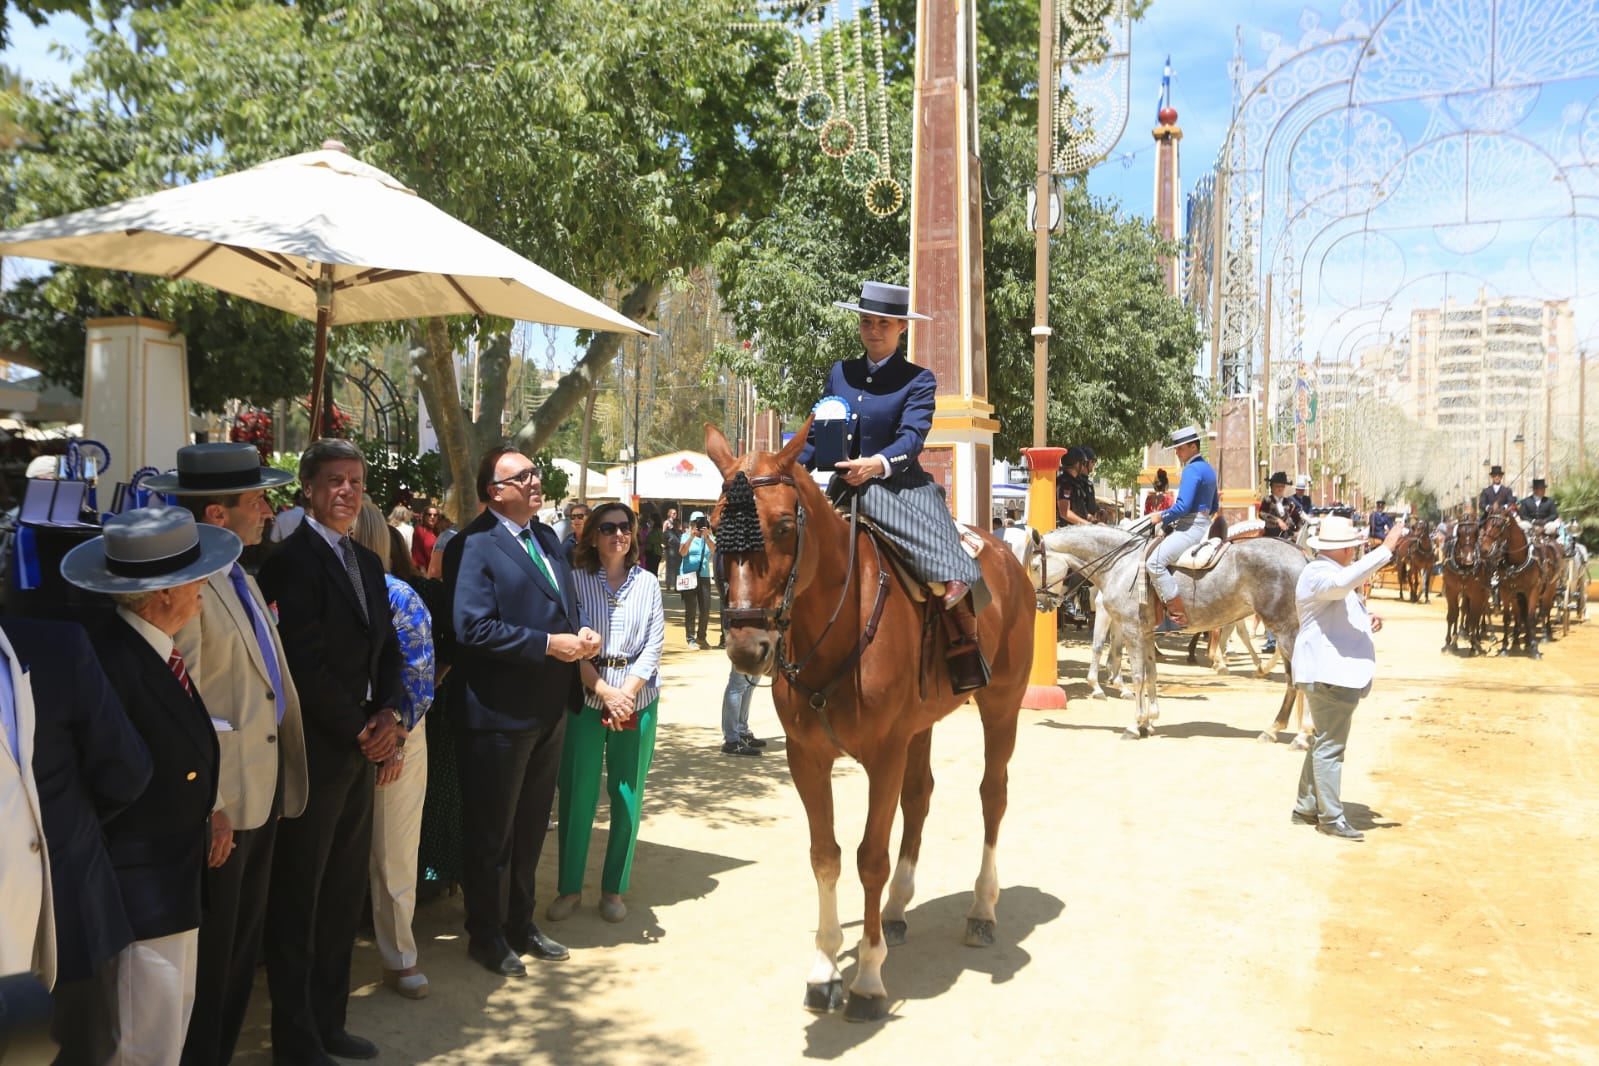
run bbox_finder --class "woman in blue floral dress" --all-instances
[353,502,434,998]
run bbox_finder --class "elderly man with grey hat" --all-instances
[145,444,311,1066]
[60,505,242,1064]
[1290,514,1406,841]
[1145,424,1219,628]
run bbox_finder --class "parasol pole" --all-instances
[308,264,335,439]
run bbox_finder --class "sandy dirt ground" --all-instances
[233,586,1599,1065]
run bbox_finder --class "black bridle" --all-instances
[1031,521,1152,607]
[718,473,890,757]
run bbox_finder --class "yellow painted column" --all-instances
[1021,446,1067,710]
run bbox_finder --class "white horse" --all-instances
[1033,523,1307,740]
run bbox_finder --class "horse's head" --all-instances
[1028,524,1131,608]
[705,418,824,677]
[1452,520,1479,568]
[1479,511,1522,567]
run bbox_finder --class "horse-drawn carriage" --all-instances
[1440,508,1582,658]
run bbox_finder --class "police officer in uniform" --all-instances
[1053,447,1096,623]
[1368,500,1394,542]
[798,280,988,693]
[1479,464,1516,514]
[1146,425,1219,628]
[1259,471,1303,541]
[1292,474,1313,516]
[1517,477,1558,525]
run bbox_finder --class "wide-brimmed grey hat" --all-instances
[1168,425,1202,448]
[834,281,930,321]
[61,505,242,594]
[142,442,294,495]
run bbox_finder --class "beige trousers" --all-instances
[370,721,429,970]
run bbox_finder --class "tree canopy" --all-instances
[714,2,1207,464]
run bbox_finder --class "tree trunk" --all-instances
[510,278,660,455]
[412,318,475,522]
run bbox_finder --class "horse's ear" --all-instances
[776,415,812,469]
[704,422,737,477]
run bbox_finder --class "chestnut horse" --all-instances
[1479,509,1559,657]
[1394,519,1436,604]
[1441,520,1492,655]
[704,423,1035,1023]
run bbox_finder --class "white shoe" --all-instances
[686,640,699,650]
[382,969,430,999]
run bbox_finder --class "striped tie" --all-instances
[168,647,195,698]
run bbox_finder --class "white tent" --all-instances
[550,457,610,498]
[615,450,725,503]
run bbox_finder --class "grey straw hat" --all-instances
[61,505,242,594]
[834,281,931,321]
[142,442,294,495]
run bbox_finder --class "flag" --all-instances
[1158,56,1173,118]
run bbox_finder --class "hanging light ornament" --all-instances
[750,0,903,216]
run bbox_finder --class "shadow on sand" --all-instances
[799,885,1065,1059]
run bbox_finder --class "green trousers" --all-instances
[555,699,658,896]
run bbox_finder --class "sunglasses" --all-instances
[598,521,633,536]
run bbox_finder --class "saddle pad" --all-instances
[959,527,986,560]
[1174,537,1227,571]
[1228,518,1265,539]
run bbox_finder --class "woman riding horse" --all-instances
[796,280,987,692]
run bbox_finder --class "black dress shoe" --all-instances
[321,1030,378,1060]
[468,937,527,976]
[721,739,761,756]
[739,733,768,748]
[509,925,569,961]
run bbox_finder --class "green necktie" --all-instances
[520,529,555,588]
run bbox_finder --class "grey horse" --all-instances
[1032,523,1307,740]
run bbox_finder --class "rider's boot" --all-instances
[941,581,990,695]
[1163,594,1189,628]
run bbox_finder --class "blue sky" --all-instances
[1084,0,1257,218]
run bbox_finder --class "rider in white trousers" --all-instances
[1146,425,1219,627]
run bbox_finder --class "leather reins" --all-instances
[720,474,890,758]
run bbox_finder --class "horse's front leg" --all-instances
[1125,630,1157,738]
[882,729,933,946]
[789,745,845,1014]
[845,745,911,1023]
[1087,602,1110,699]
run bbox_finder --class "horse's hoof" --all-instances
[964,917,997,947]
[1291,735,1311,751]
[843,992,889,1023]
[1122,726,1142,740]
[804,978,845,1013]
[1090,690,1106,700]
[1255,730,1276,745]
[1139,723,1154,738]
[882,919,908,947]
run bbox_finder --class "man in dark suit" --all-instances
[3,616,151,1064]
[59,505,241,1065]
[257,439,403,1066]
[1479,464,1516,514]
[449,446,598,976]
[1518,477,1558,525]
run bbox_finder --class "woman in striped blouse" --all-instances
[547,501,666,924]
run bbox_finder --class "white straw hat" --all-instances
[1307,515,1364,551]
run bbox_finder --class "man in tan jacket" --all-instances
[157,444,310,1066]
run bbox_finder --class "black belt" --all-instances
[591,655,634,669]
